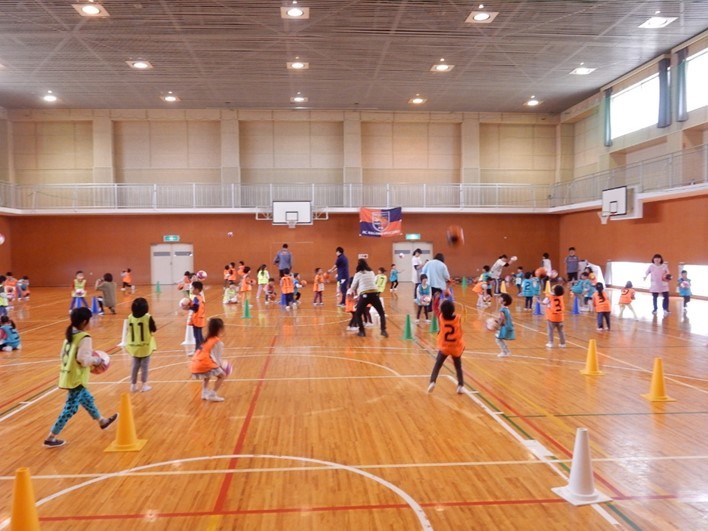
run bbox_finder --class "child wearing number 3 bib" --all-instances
[125,297,157,393]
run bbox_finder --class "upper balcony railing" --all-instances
[0,144,705,213]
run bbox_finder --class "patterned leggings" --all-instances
[50,386,100,435]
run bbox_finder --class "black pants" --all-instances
[355,293,386,333]
[652,291,669,312]
[567,272,578,282]
[430,352,463,386]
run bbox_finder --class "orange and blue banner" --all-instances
[359,207,402,237]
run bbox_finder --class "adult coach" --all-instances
[489,255,510,295]
[421,253,451,299]
[273,244,293,278]
[328,247,349,307]
[644,253,671,315]
[565,247,579,281]
[349,259,387,338]
[411,248,423,297]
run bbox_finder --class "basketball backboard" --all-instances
[272,201,313,226]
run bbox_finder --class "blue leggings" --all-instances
[50,386,101,435]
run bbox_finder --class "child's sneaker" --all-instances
[100,413,118,430]
[545,342,553,348]
[559,343,566,348]
[141,384,152,392]
[208,393,225,402]
[2,346,12,352]
[201,389,212,400]
[497,352,510,358]
[381,330,388,338]
[130,383,138,392]
[456,385,464,394]
[427,382,435,393]
[43,437,66,448]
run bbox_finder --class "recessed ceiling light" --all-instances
[409,95,427,105]
[570,66,596,75]
[281,2,309,19]
[161,92,180,103]
[525,96,541,107]
[72,3,110,17]
[290,93,308,103]
[42,91,58,103]
[639,16,677,29]
[431,60,454,72]
[126,60,153,70]
[287,61,309,70]
[465,11,499,23]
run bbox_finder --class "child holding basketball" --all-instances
[593,283,611,331]
[190,317,228,402]
[415,274,432,322]
[496,293,515,358]
[313,267,325,305]
[280,269,295,310]
[427,300,465,394]
[125,298,157,392]
[188,281,206,350]
[543,284,566,348]
[71,271,89,309]
[678,270,692,312]
[44,307,118,448]
[389,264,399,293]
[0,315,21,351]
[618,281,637,319]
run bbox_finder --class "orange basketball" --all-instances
[535,267,547,278]
[446,225,464,247]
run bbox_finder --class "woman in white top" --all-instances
[411,249,423,297]
[349,259,388,338]
[644,253,671,315]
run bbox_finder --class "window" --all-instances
[610,74,660,139]
[686,48,708,112]
[606,261,708,298]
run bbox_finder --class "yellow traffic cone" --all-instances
[641,358,676,402]
[544,279,552,296]
[579,339,603,375]
[500,279,508,294]
[105,393,147,452]
[10,468,40,531]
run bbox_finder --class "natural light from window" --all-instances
[610,74,660,139]
[686,48,708,112]
[606,261,707,298]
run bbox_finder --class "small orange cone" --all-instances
[579,339,603,375]
[10,468,40,531]
[105,393,147,452]
[642,358,676,402]
[500,280,508,294]
[544,279,552,297]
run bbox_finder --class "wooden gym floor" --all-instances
[0,284,706,530]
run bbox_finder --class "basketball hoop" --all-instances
[286,219,297,229]
[597,211,613,225]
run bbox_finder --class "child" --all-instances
[580,271,595,311]
[496,293,515,358]
[618,281,637,319]
[264,278,277,304]
[256,264,270,299]
[0,315,21,351]
[223,265,232,288]
[427,300,465,394]
[521,271,534,310]
[345,290,358,331]
[4,272,18,302]
[125,298,157,392]
[472,277,487,308]
[514,267,524,295]
[389,264,399,293]
[280,269,295,310]
[223,280,239,304]
[544,284,566,348]
[178,271,192,298]
[292,272,303,305]
[481,265,492,301]
[593,282,611,331]
[375,267,387,295]
[71,271,89,310]
[313,267,325,305]
[678,270,692,312]
[190,317,228,402]
[239,266,253,304]
[94,273,117,315]
[0,276,8,317]
[188,281,206,350]
[43,307,118,447]
[18,276,30,300]
[415,274,432,322]
[120,268,135,292]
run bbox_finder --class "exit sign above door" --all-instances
[163,235,180,242]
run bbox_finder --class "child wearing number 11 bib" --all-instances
[125,298,157,393]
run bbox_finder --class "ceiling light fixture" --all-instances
[72,3,110,17]
[409,94,427,105]
[42,91,58,103]
[281,2,310,19]
[570,64,596,75]
[465,10,499,23]
[287,59,309,70]
[161,92,180,103]
[639,16,677,29]
[431,59,454,72]
[126,59,153,70]
[290,92,308,103]
[525,96,541,107]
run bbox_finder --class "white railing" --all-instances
[0,145,705,212]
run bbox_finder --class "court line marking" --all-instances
[0,455,433,531]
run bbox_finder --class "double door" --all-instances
[150,243,194,285]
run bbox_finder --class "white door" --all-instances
[392,242,433,285]
[150,243,194,285]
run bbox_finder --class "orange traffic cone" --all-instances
[579,339,603,375]
[105,393,147,452]
[10,468,40,531]
[552,428,611,506]
[641,358,676,402]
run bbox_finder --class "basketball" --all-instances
[221,360,233,376]
[680,281,689,289]
[446,225,464,247]
[0,233,5,245]
[301,280,307,286]
[486,318,500,331]
[226,231,233,237]
[550,269,558,279]
[534,267,547,278]
[90,351,110,374]
[510,256,518,262]
[179,297,191,309]
[196,270,208,280]
[662,273,672,281]
[420,295,431,305]
[399,253,404,258]
[74,289,86,297]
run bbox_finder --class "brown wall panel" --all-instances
[6,213,560,287]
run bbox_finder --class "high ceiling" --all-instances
[0,0,706,113]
